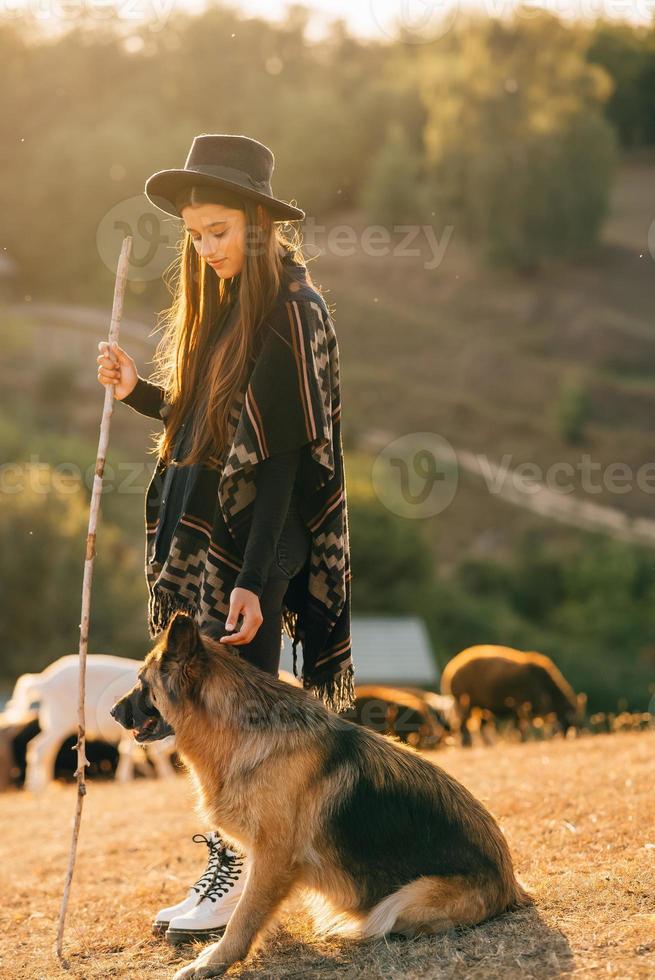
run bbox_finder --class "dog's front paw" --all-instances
[172,961,229,980]
[171,966,197,980]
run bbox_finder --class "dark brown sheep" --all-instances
[440,645,586,746]
[343,685,448,749]
[0,715,39,790]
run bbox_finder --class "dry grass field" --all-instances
[1,730,654,979]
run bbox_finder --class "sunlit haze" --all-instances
[5,0,653,40]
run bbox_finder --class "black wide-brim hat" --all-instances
[145,133,305,222]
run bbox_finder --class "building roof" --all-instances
[280,615,439,687]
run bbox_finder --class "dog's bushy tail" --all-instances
[360,873,531,940]
[298,887,365,939]
[508,880,534,910]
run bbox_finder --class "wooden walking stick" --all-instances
[55,236,132,966]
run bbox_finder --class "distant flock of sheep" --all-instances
[0,644,649,792]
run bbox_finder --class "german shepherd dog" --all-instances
[111,612,532,979]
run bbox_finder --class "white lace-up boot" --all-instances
[165,844,248,945]
[152,832,228,936]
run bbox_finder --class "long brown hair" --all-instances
[148,183,315,468]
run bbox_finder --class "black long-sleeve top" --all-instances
[121,375,300,598]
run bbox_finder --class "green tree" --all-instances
[348,495,435,614]
[419,10,618,269]
[423,530,655,711]
[587,20,655,147]
[555,378,591,445]
[0,464,149,683]
[362,123,429,227]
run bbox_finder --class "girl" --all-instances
[96,134,355,944]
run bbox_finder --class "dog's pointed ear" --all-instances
[165,610,202,659]
[160,611,207,702]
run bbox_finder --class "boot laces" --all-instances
[189,833,227,896]
[202,847,245,903]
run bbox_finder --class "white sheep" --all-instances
[1,654,177,792]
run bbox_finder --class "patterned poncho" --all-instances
[144,259,355,713]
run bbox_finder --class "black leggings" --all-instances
[204,502,311,676]
[236,575,295,675]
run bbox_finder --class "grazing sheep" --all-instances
[441,645,586,746]
[0,717,38,790]
[344,685,449,748]
[1,655,177,792]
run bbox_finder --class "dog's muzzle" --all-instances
[110,694,175,743]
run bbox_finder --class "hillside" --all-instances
[326,158,655,566]
[2,158,655,710]
[5,158,654,571]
